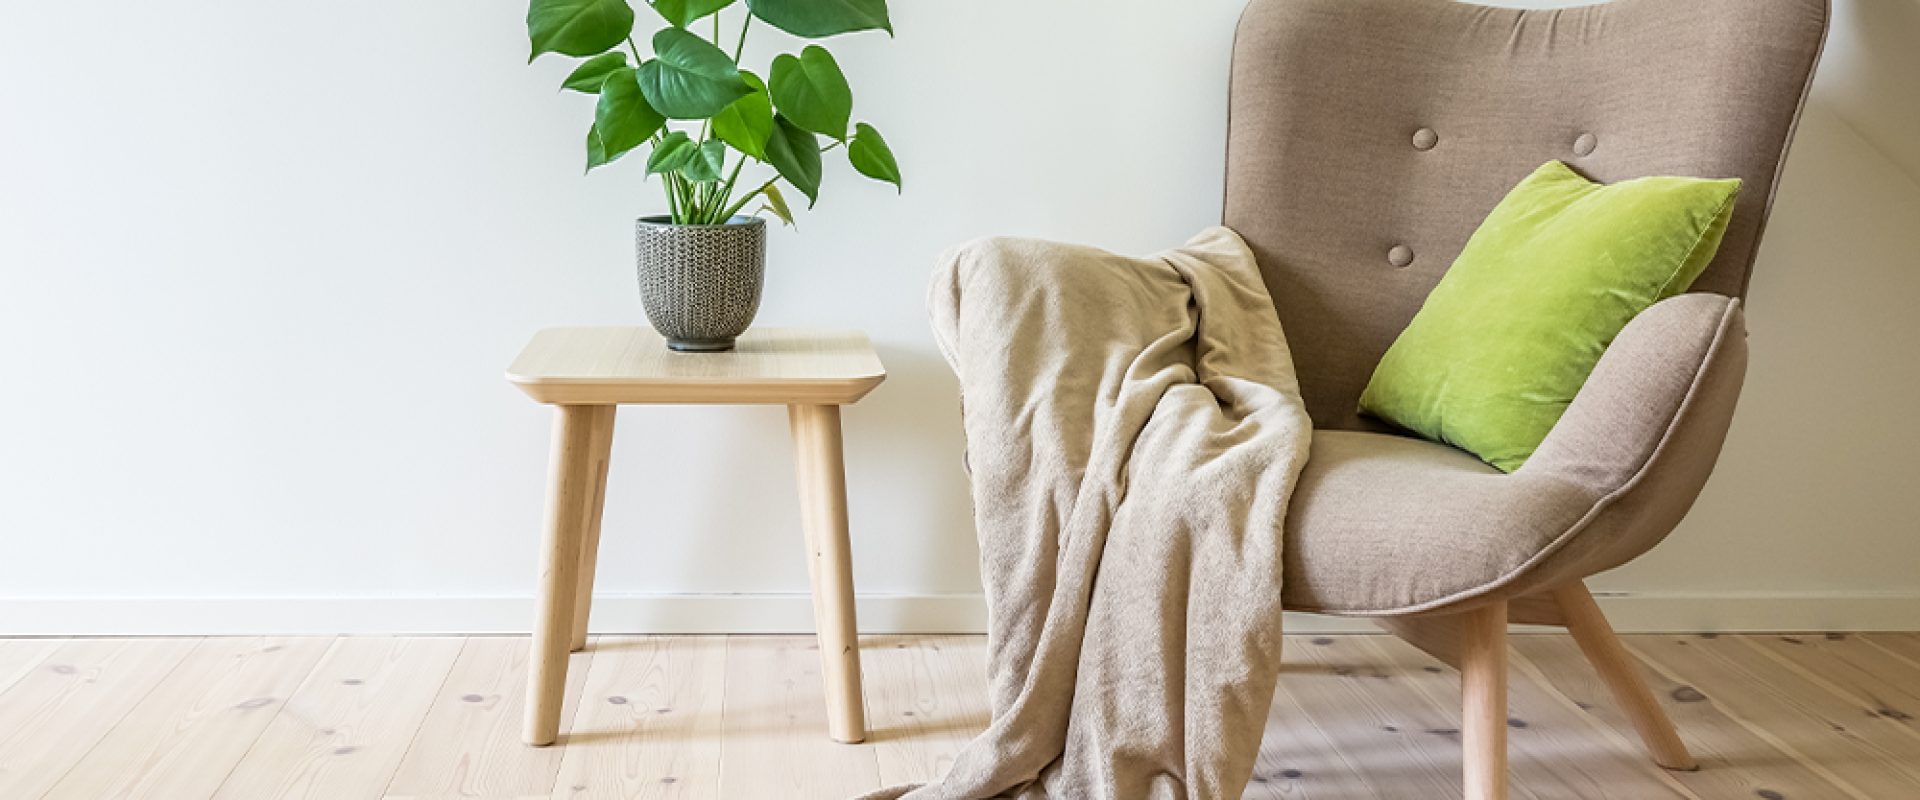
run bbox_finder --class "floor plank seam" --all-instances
[369,636,472,800]
[1504,646,1702,800]
[1860,636,1920,673]
[31,638,205,800]
[1625,638,1877,800]
[8,633,1918,799]
[202,637,339,800]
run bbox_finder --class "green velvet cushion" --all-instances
[1358,160,1741,473]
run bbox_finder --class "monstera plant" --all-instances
[530,0,901,224]
[526,0,902,352]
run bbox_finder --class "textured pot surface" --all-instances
[634,215,767,352]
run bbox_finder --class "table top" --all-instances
[506,327,887,406]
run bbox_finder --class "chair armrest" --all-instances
[1512,292,1749,581]
[1524,293,1747,488]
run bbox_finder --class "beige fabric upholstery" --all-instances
[1227,0,1827,432]
[1282,295,1749,614]
[1226,0,1825,615]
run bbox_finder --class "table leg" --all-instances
[524,404,608,746]
[570,406,617,653]
[788,403,867,743]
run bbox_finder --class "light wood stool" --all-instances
[506,326,886,747]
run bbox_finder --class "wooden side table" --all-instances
[505,326,886,747]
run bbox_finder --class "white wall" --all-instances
[1,0,1915,635]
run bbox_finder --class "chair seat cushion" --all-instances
[1282,429,1603,614]
[1281,293,1749,617]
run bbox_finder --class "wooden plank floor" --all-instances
[0,634,1916,799]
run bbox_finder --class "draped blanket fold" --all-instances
[859,227,1313,800]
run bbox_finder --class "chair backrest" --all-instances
[1225,0,1828,431]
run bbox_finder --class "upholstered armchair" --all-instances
[1228,0,1829,797]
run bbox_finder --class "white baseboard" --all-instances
[2,592,1916,637]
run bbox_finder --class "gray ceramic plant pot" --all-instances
[634,215,767,352]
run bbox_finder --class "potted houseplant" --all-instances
[527,0,903,351]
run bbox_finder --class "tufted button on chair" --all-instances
[1226,0,1829,796]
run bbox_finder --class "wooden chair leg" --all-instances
[569,406,617,653]
[789,403,868,744]
[523,404,602,746]
[1461,600,1509,800]
[1554,582,1698,771]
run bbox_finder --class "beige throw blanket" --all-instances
[861,228,1313,800]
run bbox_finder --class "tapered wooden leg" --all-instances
[788,403,867,744]
[1461,600,1509,800]
[1554,582,1698,770]
[524,404,602,746]
[569,406,617,653]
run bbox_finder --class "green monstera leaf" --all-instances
[746,0,891,38]
[848,123,900,189]
[769,46,851,140]
[594,67,667,165]
[647,131,699,175]
[685,140,727,182]
[586,123,611,172]
[528,0,635,61]
[648,135,728,183]
[636,27,754,119]
[651,0,736,27]
[711,71,772,160]
[562,51,628,93]
[764,115,822,206]
[526,0,900,224]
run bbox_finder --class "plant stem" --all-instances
[664,170,681,222]
[709,157,747,223]
[718,179,778,222]
[665,170,678,223]
[675,173,696,224]
[649,130,678,223]
[733,12,751,62]
[627,36,644,63]
[820,140,843,153]
[696,15,718,161]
